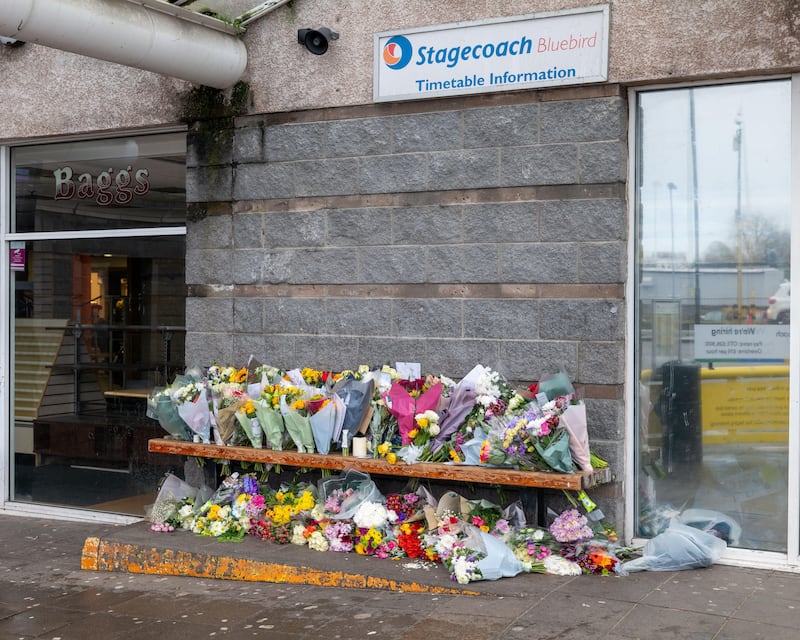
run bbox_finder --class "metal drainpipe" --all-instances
[0,0,248,89]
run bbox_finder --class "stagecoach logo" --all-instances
[382,35,413,70]
[53,165,151,206]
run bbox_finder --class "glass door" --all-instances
[634,80,793,553]
[6,132,187,517]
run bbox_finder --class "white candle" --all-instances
[352,436,367,457]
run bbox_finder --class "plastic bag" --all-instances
[677,508,742,547]
[318,469,384,520]
[622,521,727,572]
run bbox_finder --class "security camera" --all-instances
[297,28,339,55]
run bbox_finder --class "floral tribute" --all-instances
[148,359,607,478]
[148,469,629,584]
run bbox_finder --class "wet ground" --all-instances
[1,513,799,639]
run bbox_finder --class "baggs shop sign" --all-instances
[374,5,609,102]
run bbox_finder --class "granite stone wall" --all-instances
[185,84,627,521]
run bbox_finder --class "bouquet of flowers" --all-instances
[235,399,263,448]
[324,520,354,552]
[383,378,442,446]
[307,394,339,455]
[172,380,212,444]
[206,366,249,444]
[479,399,575,473]
[354,527,384,555]
[353,500,395,531]
[279,388,316,453]
[318,469,384,520]
[256,384,297,450]
[385,491,423,523]
[146,385,192,440]
[430,365,515,456]
[445,545,485,584]
[333,375,376,438]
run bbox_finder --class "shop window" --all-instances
[634,81,791,552]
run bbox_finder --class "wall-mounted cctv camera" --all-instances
[297,28,339,55]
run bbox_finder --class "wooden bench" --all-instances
[148,438,611,524]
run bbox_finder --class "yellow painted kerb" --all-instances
[80,536,486,596]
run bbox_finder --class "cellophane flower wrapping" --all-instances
[147,473,198,524]
[383,380,442,445]
[308,396,337,454]
[533,426,575,473]
[235,399,263,448]
[279,394,315,453]
[254,395,286,450]
[459,426,488,465]
[622,521,726,572]
[559,401,593,471]
[334,377,375,438]
[147,388,192,440]
[176,384,212,444]
[430,365,482,452]
[538,370,575,401]
[318,469,384,520]
[445,524,524,584]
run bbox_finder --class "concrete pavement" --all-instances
[1,513,799,639]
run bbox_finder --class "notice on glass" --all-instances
[694,324,789,363]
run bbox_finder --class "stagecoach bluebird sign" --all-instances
[374,5,609,102]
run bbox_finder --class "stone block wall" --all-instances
[185,84,628,521]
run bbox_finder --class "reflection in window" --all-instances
[13,133,186,233]
[635,81,791,552]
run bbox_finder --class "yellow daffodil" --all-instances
[386,452,397,464]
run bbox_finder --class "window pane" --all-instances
[11,237,186,514]
[12,132,186,233]
[635,81,791,552]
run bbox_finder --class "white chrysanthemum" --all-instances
[310,503,327,522]
[434,533,459,559]
[291,524,307,546]
[475,367,501,399]
[177,504,194,519]
[353,501,391,530]
[308,531,329,552]
[543,555,582,576]
[399,444,423,465]
[452,556,476,584]
[209,520,229,537]
[476,393,496,407]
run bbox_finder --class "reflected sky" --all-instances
[638,80,790,261]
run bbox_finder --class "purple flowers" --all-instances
[243,474,259,496]
[324,521,354,552]
[549,508,594,543]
